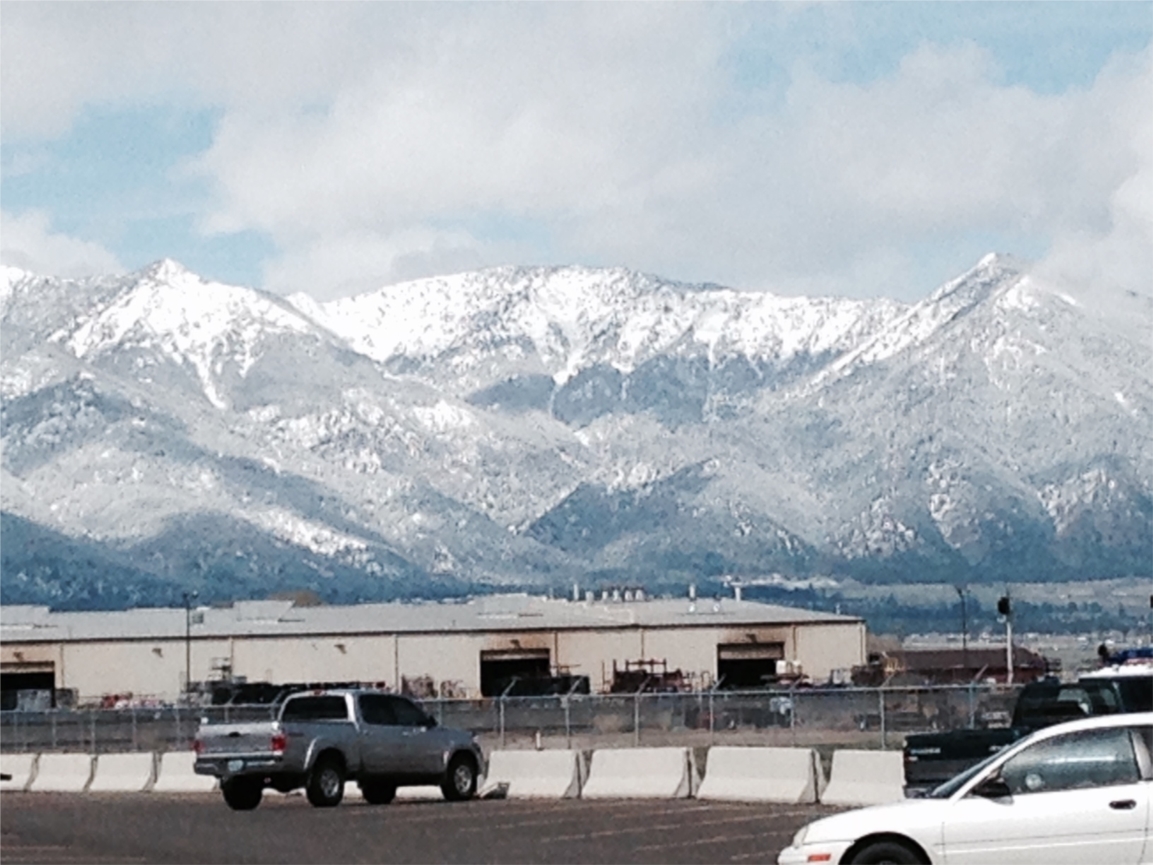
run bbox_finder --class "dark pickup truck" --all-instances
[903,665,1153,792]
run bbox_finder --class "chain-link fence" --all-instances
[0,684,1024,755]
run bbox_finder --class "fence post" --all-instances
[563,697,572,750]
[790,687,798,747]
[878,686,887,751]
[89,710,97,755]
[708,688,715,745]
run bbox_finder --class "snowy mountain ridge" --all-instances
[1,255,1148,609]
[292,264,906,388]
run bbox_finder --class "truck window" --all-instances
[281,695,350,722]
[1116,678,1153,712]
[385,695,432,727]
[358,694,397,726]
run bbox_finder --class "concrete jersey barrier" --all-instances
[697,746,824,804]
[480,749,583,799]
[89,752,155,792]
[28,753,94,792]
[341,783,443,802]
[151,751,217,793]
[394,785,448,801]
[581,747,696,799]
[820,750,906,806]
[1,753,37,792]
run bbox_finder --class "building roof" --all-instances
[0,593,860,643]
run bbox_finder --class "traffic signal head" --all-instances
[997,596,1012,617]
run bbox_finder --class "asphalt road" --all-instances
[1,792,839,864]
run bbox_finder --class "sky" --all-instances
[1,2,1150,302]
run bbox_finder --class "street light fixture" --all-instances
[182,590,199,702]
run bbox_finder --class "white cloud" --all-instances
[0,210,124,278]
[2,5,1149,301]
[1033,51,1153,299]
[261,228,487,299]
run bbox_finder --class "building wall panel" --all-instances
[230,635,395,687]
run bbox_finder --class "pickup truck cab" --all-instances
[904,663,1153,792]
[194,688,485,810]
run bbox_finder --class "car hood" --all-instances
[802,798,951,844]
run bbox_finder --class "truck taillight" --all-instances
[271,733,287,753]
[193,738,204,754]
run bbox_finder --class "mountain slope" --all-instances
[1,256,1148,608]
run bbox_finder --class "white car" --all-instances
[779,712,1153,865]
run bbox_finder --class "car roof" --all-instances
[283,688,393,698]
[1025,710,1153,741]
[1081,662,1153,680]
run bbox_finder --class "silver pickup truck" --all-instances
[194,688,485,810]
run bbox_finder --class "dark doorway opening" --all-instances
[716,643,784,690]
[1,669,56,711]
[480,649,551,697]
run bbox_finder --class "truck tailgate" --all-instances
[197,721,280,757]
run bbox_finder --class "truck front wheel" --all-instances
[221,777,263,811]
[306,755,346,808]
[441,753,477,801]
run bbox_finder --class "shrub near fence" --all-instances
[0,685,1024,755]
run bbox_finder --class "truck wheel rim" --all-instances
[321,770,341,798]
[453,764,472,793]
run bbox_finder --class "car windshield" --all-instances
[928,749,1006,799]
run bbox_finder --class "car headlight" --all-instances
[792,824,809,847]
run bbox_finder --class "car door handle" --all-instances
[1109,800,1137,810]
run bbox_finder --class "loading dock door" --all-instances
[1,663,56,711]
[480,649,551,697]
[717,643,784,690]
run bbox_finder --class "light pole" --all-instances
[998,593,1013,686]
[182,590,198,702]
[955,585,969,678]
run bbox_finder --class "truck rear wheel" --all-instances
[221,777,263,811]
[306,755,345,808]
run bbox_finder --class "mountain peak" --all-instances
[974,251,1028,273]
[139,258,194,283]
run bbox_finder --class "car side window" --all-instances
[1000,727,1140,795]
[386,696,431,727]
[1132,727,1153,780]
[358,694,397,726]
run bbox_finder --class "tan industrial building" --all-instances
[1,593,866,704]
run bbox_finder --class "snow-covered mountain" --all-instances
[1,255,1148,609]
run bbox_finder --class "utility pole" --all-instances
[956,586,969,677]
[182,590,198,702]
